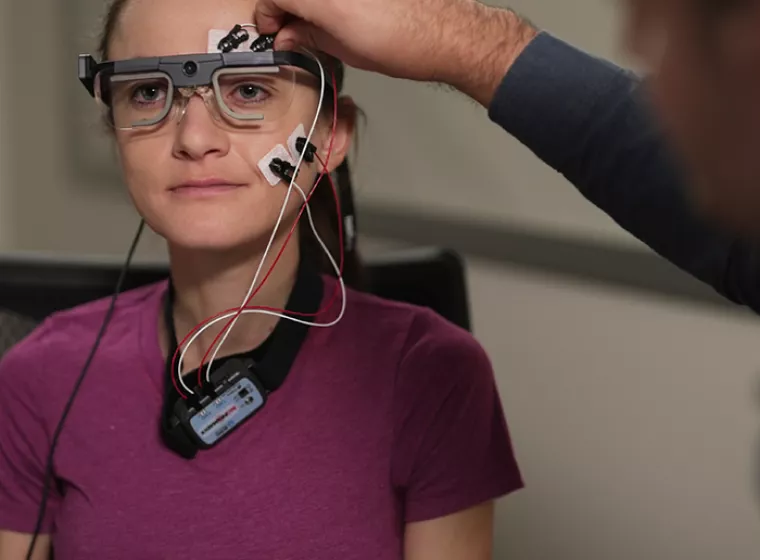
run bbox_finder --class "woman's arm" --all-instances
[0,334,60,560]
[392,311,521,559]
[490,32,760,313]
[0,530,50,560]
[404,502,495,560]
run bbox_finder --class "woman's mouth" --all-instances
[170,178,247,197]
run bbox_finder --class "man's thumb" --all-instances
[274,21,326,54]
[253,0,289,35]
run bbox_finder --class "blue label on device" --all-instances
[189,378,264,446]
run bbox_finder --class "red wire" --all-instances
[193,70,341,387]
[168,164,344,399]
[168,69,342,398]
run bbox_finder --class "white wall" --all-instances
[2,0,760,558]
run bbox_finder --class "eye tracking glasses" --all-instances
[78,51,343,131]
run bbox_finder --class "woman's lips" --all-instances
[170,179,246,197]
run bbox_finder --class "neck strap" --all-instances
[162,259,324,399]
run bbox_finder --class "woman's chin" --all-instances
[160,228,270,255]
[144,210,296,255]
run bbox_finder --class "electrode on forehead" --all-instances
[208,26,258,53]
[250,34,276,52]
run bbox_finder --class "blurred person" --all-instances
[251,0,760,310]
[0,0,522,558]
[623,0,760,231]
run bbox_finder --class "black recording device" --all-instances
[160,259,323,460]
[165,357,268,456]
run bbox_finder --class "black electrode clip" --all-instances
[295,137,317,163]
[250,34,276,52]
[218,25,251,53]
[269,158,297,183]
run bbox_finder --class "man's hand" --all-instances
[253,0,537,107]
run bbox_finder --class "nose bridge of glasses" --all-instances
[173,85,219,118]
[176,85,214,99]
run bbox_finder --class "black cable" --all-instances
[25,219,146,560]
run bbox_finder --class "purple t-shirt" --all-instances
[0,277,522,559]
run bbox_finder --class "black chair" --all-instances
[0,248,471,351]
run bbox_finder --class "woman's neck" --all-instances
[163,239,300,373]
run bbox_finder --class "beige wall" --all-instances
[363,238,760,559]
[0,0,168,261]
[1,0,760,558]
[0,0,14,249]
[474,261,760,559]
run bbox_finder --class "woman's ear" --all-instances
[318,95,357,173]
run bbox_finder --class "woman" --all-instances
[0,0,522,558]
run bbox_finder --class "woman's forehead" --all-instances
[110,0,258,59]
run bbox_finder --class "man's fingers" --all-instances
[253,0,292,35]
[274,21,324,54]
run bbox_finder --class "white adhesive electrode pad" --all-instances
[287,124,307,162]
[258,144,295,186]
[207,28,258,53]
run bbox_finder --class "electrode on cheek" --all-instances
[269,158,297,183]
[287,124,307,162]
[288,124,318,164]
[258,144,296,186]
[295,138,317,163]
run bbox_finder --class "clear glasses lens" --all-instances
[95,72,174,129]
[212,67,296,127]
[94,67,297,131]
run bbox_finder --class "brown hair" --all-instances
[98,0,365,288]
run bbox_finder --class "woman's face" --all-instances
[107,0,354,251]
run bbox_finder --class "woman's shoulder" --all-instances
[0,281,167,381]
[348,283,523,519]
[341,280,489,369]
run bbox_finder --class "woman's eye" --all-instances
[132,84,166,104]
[234,84,269,102]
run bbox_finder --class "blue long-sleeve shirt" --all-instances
[488,32,760,313]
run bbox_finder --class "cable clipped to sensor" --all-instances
[217,25,251,53]
[269,158,297,183]
[250,34,276,52]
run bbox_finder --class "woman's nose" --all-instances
[172,95,230,161]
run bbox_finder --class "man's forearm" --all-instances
[436,4,538,107]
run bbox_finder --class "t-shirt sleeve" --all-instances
[0,336,60,534]
[391,311,523,523]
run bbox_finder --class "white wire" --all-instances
[201,51,326,381]
[176,50,328,392]
[175,181,345,394]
